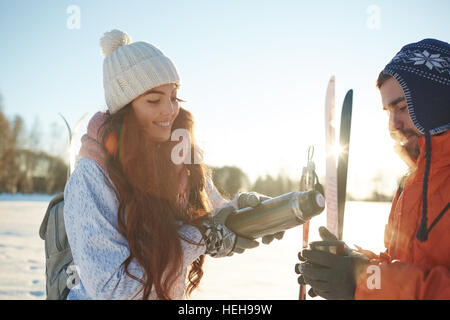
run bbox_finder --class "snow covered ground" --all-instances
[0,199,390,300]
[0,201,49,299]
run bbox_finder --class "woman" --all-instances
[63,29,283,300]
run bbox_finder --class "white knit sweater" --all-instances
[63,157,237,299]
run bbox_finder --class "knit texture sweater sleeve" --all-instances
[63,157,206,299]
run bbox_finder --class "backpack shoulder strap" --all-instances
[39,192,64,240]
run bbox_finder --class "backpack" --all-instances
[39,192,75,300]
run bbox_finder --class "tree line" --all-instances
[0,93,394,201]
[0,96,67,194]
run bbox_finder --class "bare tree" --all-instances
[48,121,68,158]
[28,115,42,151]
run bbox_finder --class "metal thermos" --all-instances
[225,190,325,240]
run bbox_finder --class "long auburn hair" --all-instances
[98,103,212,299]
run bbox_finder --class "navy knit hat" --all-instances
[381,38,450,242]
[381,38,450,135]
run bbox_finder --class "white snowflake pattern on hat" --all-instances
[409,50,446,70]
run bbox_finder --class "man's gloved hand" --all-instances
[296,254,318,298]
[295,226,369,299]
[237,192,284,244]
[201,205,259,258]
[295,248,369,300]
[296,226,341,298]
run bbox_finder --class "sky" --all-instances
[1,0,449,199]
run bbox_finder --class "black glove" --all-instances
[295,226,339,298]
[237,192,284,244]
[201,205,259,258]
[296,248,369,300]
[296,253,318,298]
[295,226,368,299]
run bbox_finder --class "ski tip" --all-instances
[345,89,353,98]
[58,112,72,142]
[329,75,335,82]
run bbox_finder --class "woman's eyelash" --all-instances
[172,97,186,102]
[147,97,185,104]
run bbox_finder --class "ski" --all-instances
[58,113,88,179]
[337,90,353,240]
[325,76,339,238]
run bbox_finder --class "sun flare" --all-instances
[332,144,343,158]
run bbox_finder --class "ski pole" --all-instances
[299,146,317,300]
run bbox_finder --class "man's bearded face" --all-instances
[379,77,422,161]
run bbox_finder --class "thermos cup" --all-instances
[309,240,346,256]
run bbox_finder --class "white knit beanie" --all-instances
[99,29,181,114]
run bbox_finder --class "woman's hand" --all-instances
[201,205,259,258]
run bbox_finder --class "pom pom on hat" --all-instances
[100,29,132,57]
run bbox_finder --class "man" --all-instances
[295,38,450,299]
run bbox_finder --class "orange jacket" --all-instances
[355,131,450,299]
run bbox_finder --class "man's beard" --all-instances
[390,129,421,160]
[404,141,420,160]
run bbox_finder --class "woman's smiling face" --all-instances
[131,83,181,142]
